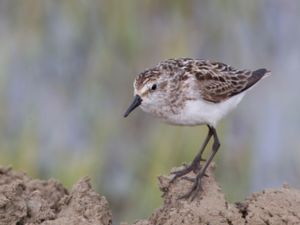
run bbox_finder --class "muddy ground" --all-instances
[0,166,300,225]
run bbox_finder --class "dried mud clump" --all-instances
[0,167,112,225]
[126,165,300,225]
[1,165,300,225]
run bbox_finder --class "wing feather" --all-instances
[192,61,267,103]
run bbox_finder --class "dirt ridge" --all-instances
[0,166,300,225]
[125,165,300,225]
[0,167,112,225]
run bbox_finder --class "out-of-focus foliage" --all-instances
[0,0,299,223]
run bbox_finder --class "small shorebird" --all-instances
[124,58,270,200]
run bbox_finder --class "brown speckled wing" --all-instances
[193,61,268,103]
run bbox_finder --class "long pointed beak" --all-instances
[124,95,142,117]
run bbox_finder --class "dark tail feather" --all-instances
[247,68,270,88]
[253,68,270,78]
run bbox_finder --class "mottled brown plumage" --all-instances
[135,58,269,103]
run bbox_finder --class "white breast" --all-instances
[164,93,245,127]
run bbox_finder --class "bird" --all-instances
[123,58,270,200]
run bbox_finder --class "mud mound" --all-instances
[125,165,300,225]
[0,167,112,225]
[1,166,300,225]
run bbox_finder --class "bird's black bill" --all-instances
[124,95,142,117]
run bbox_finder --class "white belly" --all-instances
[164,93,245,127]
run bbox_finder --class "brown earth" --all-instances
[124,165,300,225]
[0,167,112,225]
[1,166,300,225]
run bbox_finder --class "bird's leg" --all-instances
[170,125,213,183]
[179,126,220,200]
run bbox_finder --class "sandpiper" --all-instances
[124,58,270,200]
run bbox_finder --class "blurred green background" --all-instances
[0,0,299,224]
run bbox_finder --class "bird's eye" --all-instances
[151,84,157,91]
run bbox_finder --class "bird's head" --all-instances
[124,67,171,118]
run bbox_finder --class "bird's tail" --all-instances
[253,68,271,80]
[243,68,270,92]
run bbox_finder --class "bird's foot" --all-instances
[178,170,206,200]
[170,163,200,183]
[181,172,208,183]
[170,157,206,183]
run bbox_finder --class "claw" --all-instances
[169,161,202,184]
[170,167,193,184]
[177,171,205,200]
[170,169,186,175]
[181,177,195,182]
[178,178,203,200]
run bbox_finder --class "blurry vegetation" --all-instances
[0,0,299,224]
